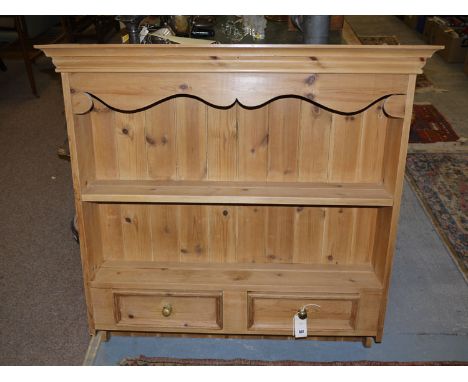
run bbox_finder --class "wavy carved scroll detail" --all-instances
[76,92,405,117]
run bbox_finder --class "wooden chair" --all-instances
[0,16,67,96]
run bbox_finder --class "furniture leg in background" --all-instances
[15,16,37,96]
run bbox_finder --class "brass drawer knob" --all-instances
[162,304,172,317]
[298,307,308,320]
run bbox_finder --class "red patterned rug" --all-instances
[119,356,468,366]
[406,153,468,279]
[410,104,459,143]
[416,73,436,93]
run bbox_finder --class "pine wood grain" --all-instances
[237,206,267,263]
[82,180,393,206]
[99,204,124,261]
[150,205,179,262]
[207,107,238,181]
[145,100,177,180]
[293,207,326,263]
[178,205,209,263]
[38,44,440,75]
[208,206,237,263]
[114,112,147,180]
[267,99,301,181]
[298,103,332,182]
[46,46,437,341]
[329,114,363,182]
[175,98,207,180]
[237,107,269,181]
[120,205,153,261]
[90,100,118,179]
[358,104,388,183]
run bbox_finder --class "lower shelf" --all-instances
[90,262,383,337]
[91,261,383,292]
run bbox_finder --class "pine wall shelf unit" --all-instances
[38,44,439,346]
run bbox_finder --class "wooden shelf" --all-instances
[41,44,439,341]
[82,180,393,206]
[91,261,383,292]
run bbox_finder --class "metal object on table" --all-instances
[148,27,177,44]
[116,15,145,44]
[191,16,215,38]
[192,15,215,29]
[167,16,192,36]
[291,15,330,44]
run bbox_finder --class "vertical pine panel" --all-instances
[267,99,301,181]
[237,106,268,264]
[207,107,238,180]
[351,208,378,265]
[237,107,269,181]
[382,118,404,194]
[298,103,332,182]
[145,100,177,180]
[80,203,104,276]
[114,112,151,260]
[293,207,326,263]
[328,114,362,182]
[114,112,148,180]
[208,206,237,263]
[73,113,95,186]
[175,99,208,263]
[323,207,354,265]
[99,204,124,260]
[120,204,153,261]
[205,107,237,261]
[91,101,118,179]
[266,207,295,263]
[179,205,209,263]
[176,98,207,180]
[323,112,364,267]
[150,205,179,262]
[266,100,300,264]
[358,103,388,183]
[237,206,266,263]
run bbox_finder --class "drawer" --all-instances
[113,291,223,330]
[247,292,359,333]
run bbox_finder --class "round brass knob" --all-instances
[298,308,308,320]
[162,304,172,317]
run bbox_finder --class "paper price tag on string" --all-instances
[293,304,320,339]
[293,313,308,338]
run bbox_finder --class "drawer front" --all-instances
[247,292,359,333]
[114,291,223,330]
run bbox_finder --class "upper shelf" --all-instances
[36,44,442,74]
[82,180,393,206]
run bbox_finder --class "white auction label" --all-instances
[293,314,308,338]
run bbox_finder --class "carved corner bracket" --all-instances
[71,91,94,114]
[382,95,406,119]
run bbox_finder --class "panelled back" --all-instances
[96,203,377,266]
[81,98,389,184]
[77,97,391,266]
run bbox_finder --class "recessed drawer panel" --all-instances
[247,292,359,333]
[114,291,223,330]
